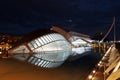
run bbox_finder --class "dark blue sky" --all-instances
[0,0,120,39]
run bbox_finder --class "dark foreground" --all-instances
[0,51,103,80]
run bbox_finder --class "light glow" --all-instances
[98,63,100,66]
[92,70,96,73]
[88,75,93,79]
[0,52,2,54]
[113,61,120,72]
[99,61,102,64]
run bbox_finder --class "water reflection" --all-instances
[0,50,103,80]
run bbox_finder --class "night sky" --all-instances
[0,0,120,39]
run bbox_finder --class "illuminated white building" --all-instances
[51,26,92,60]
[8,30,72,68]
[67,31,92,60]
[8,26,93,68]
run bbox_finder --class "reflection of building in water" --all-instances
[8,29,72,68]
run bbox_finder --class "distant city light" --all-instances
[88,75,93,79]
[98,63,100,66]
[92,70,96,73]
[0,52,2,54]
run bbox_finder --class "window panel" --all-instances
[28,43,34,50]
[51,34,55,41]
[28,56,34,62]
[46,35,52,42]
[38,38,44,45]
[41,60,46,67]
[35,39,41,46]
[44,61,49,68]
[45,35,51,42]
[31,57,37,64]
[41,37,47,44]
[50,34,55,41]
[37,38,42,46]
[48,34,54,41]
[31,41,38,48]
[38,60,44,66]
[35,59,40,65]
[43,36,49,43]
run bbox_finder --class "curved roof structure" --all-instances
[8,29,72,68]
[12,29,57,47]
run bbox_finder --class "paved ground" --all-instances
[0,51,103,80]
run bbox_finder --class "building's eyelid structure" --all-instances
[7,26,93,68]
[8,30,72,68]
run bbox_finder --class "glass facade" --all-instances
[10,45,30,61]
[27,33,72,68]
